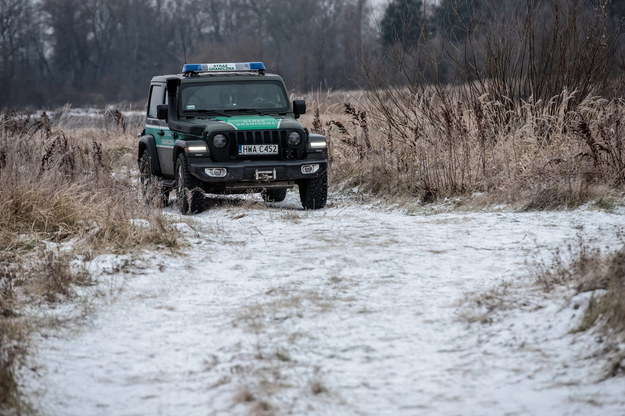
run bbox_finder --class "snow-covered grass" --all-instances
[2,104,625,415]
[0,111,176,413]
[21,192,625,416]
[533,240,625,335]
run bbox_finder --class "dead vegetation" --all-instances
[305,89,625,208]
[225,285,347,414]
[0,255,28,414]
[459,237,625,380]
[536,239,625,377]
[302,0,625,209]
[539,234,625,332]
[0,109,178,413]
[0,110,176,252]
[547,243,625,334]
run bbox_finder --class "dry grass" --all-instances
[0,109,178,412]
[1,87,622,409]
[0,319,28,414]
[461,239,625,378]
[0,111,176,253]
[225,285,348,413]
[604,250,625,332]
[534,240,604,293]
[571,246,625,333]
[460,280,516,325]
[0,254,29,414]
[535,241,625,377]
[530,236,625,352]
[305,88,625,208]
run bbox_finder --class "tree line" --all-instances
[1,0,625,108]
[1,0,373,108]
[378,0,625,107]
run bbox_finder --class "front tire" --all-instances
[139,152,169,207]
[299,172,327,210]
[261,188,288,202]
[175,153,204,215]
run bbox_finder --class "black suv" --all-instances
[138,62,328,214]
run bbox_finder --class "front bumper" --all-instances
[188,156,327,184]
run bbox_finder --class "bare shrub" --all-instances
[23,250,91,303]
[328,0,624,205]
[534,239,605,292]
[461,280,515,325]
[434,0,618,110]
[317,86,624,205]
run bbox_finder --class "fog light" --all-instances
[301,164,319,174]
[205,168,227,177]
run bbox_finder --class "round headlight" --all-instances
[288,131,302,146]
[213,134,228,148]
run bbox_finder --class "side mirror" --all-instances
[293,99,306,119]
[156,104,168,120]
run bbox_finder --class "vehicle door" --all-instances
[145,83,176,177]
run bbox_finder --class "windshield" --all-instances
[179,80,289,115]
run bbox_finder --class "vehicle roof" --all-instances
[150,72,284,84]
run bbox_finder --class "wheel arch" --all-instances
[138,134,162,176]
[172,140,191,169]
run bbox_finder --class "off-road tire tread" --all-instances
[176,153,204,215]
[299,172,327,210]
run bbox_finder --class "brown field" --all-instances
[1,88,624,412]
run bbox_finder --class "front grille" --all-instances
[228,130,287,147]
[226,129,298,160]
[208,129,306,162]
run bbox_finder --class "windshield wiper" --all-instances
[264,111,287,117]
[185,109,228,117]
[223,108,265,115]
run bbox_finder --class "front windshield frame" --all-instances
[179,80,290,116]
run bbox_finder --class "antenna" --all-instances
[182,39,187,64]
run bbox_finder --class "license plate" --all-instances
[238,144,278,155]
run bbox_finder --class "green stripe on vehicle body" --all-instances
[145,125,194,146]
[145,125,173,146]
[215,115,281,130]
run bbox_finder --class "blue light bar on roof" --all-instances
[182,62,266,73]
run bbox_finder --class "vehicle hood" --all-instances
[171,115,303,136]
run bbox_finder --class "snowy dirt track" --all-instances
[25,192,625,416]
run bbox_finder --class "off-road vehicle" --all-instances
[137,62,328,214]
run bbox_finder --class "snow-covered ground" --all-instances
[24,193,625,415]
[43,107,145,128]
